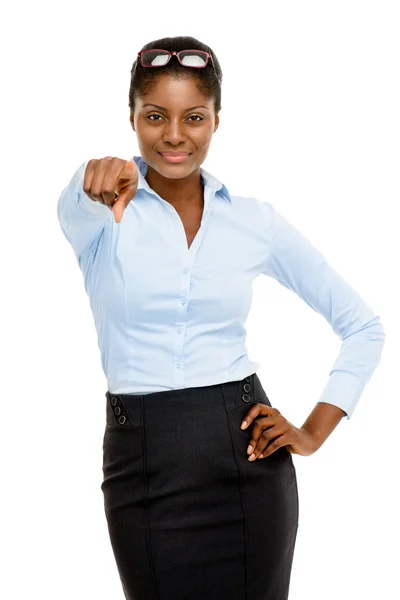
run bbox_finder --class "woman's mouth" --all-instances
[158,152,191,163]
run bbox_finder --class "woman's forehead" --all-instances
[138,78,212,109]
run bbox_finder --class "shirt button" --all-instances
[181,298,187,305]
[183,268,189,274]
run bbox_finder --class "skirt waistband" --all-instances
[105,373,269,428]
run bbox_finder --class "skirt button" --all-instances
[118,415,126,425]
[242,393,250,403]
[243,383,251,393]
[111,396,118,407]
[245,376,252,383]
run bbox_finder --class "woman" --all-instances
[57,36,385,600]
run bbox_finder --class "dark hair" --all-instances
[128,36,222,115]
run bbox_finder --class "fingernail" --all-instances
[248,453,255,461]
[247,445,253,454]
[241,421,247,430]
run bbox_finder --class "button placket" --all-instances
[239,376,253,434]
[241,376,252,403]
[110,396,127,425]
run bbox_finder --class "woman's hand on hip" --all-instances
[240,404,321,460]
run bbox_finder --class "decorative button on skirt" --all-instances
[101,373,299,600]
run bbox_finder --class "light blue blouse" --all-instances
[57,155,385,420]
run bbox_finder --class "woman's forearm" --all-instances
[300,402,346,448]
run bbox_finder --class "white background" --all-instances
[1,1,399,598]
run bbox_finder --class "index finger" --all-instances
[240,403,274,429]
[112,161,139,223]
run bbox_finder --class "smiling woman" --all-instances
[128,47,220,213]
[90,36,301,600]
[56,32,385,600]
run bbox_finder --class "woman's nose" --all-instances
[162,120,187,144]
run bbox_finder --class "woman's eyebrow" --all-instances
[142,103,210,111]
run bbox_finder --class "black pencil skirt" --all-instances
[101,373,299,600]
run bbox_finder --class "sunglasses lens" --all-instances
[141,50,170,66]
[179,50,208,67]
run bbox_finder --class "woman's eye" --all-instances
[147,114,203,122]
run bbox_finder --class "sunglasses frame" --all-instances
[136,49,221,84]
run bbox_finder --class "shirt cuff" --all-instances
[317,370,365,420]
[77,187,113,217]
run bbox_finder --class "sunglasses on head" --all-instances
[135,49,221,84]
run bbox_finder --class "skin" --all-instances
[241,402,346,460]
[127,73,346,459]
[129,74,219,215]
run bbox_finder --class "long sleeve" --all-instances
[257,200,386,420]
[57,160,112,263]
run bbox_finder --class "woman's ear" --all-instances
[130,112,135,132]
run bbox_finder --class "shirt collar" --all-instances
[131,155,232,203]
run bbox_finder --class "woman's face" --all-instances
[130,74,219,180]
